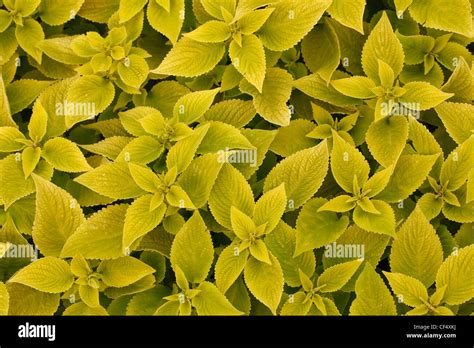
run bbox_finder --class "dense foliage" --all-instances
[0,0,473,316]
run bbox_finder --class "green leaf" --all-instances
[258,0,332,51]
[409,0,473,37]
[440,136,474,192]
[215,245,250,293]
[244,252,283,315]
[331,131,369,193]
[32,174,85,257]
[264,141,329,210]
[153,37,226,77]
[117,54,149,89]
[265,221,316,287]
[353,200,396,237]
[301,20,340,82]
[399,82,453,111]
[170,212,214,284]
[193,281,243,315]
[67,75,115,118]
[361,13,404,84]
[75,162,146,199]
[15,18,44,64]
[271,119,318,157]
[350,263,397,315]
[123,195,166,250]
[295,198,349,255]
[9,257,73,293]
[209,163,255,230]
[331,76,376,99]
[42,137,92,172]
[378,154,439,202]
[327,0,365,34]
[173,89,219,124]
[383,272,428,308]
[240,67,293,126]
[436,102,474,145]
[366,116,409,167]
[28,101,48,144]
[390,206,443,287]
[64,302,108,316]
[229,34,266,92]
[61,204,127,260]
[200,0,236,20]
[436,244,474,305]
[317,259,362,292]
[98,256,155,288]
[280,291,312,315]
[197,121,254,154]
[147,0,184,44]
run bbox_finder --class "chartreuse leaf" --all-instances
[327,0,365,34]
[265,221,316,287]
[436,245,474,305]
[28,101,48,144]
[331,131,369,193]
[253,184,286,234]
[197,121,254,153]
[378,154,440,203]
[42,137,92,172]
[317,259,362,292]
[64,302,108,316]
[173,89,219,124]
[215,245,250,293]
[440,136,474,192]
[0,126,26,152]
[75,162,146,199]
[9,257,73,293]
[295,198,349,256]
[6,283,59,315]
[240,67,293,126]
[229,34,266,93]
[117,54,149,89]
[123,195,167,250]
[98,256,155,288]
[280,291,312,316]
[154,37,226,77]
[390,207,443,287]
[0,282,8,315]
[209,163,255,230]
[67,75,115,118]
[38,0,85,26]
[170,212,214,284]
[6,79,52,115]
[353,200,396,237]
[409,0,473,37]
[257,0,332,51]
[383,272,428,308]
[350,263,397,315]
[119,0,147,23]
[436,102,474,145]
[301,19,340,82]
[185,20,231,43]
[361,12,404,84]
[32,174,85,257]
[399,82,453,111]
[200,0,236,19]
[366,116,409,167]
[166,124,210,174]
[264,141,328,210]
[61,204,128,260]
[15,18,44,64]
[244,252,283,315]
[203,100,256,128]
[192,282,243,315]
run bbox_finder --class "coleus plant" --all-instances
[0,0,473,317]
